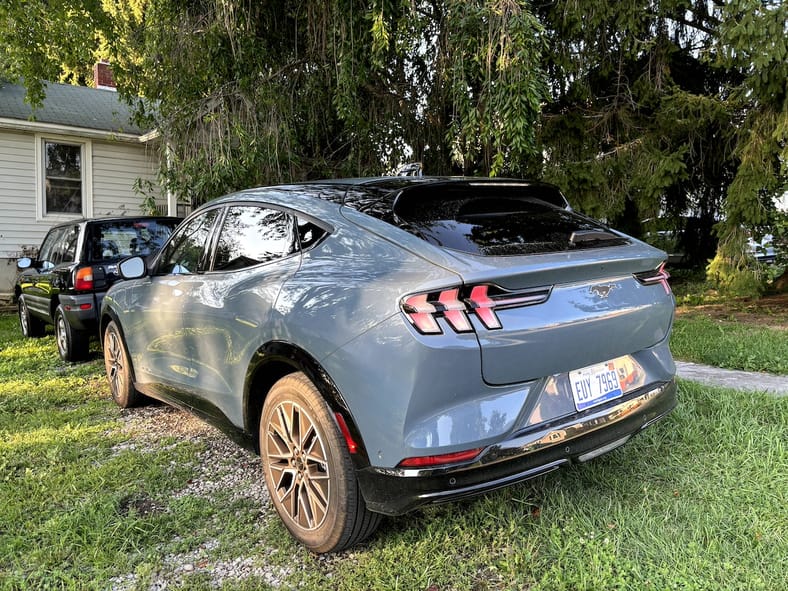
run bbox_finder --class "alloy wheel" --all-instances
[105,329,126,398]
[19,300,29,335]
[264,401,330,530]
[55,314,68,356]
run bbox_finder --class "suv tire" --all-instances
[260,373,381,553]
[19,296,46,338]
[55,305,90,362]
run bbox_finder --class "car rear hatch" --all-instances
[391,182,674,385]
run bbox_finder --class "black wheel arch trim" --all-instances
[245,341,372,469]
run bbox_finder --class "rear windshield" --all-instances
[392,185,628,256]
[86,219,179,262]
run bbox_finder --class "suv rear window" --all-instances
[86,219,179,262]
[392,185,628,256]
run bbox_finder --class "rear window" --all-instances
[86,219,179,262]
[392,185,628,256]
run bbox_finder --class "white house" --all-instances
[0,79,175,302]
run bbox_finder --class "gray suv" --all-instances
[16,216,180,361]
[101,178,677,552]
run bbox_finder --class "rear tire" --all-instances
[260,372,381,553]
[55,305,90,362]
[18,297,45,338]
[104,320,141,408]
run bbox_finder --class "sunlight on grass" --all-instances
[1,312,786,590]
[672,315,788,374]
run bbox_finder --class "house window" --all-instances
[44,141,83,214]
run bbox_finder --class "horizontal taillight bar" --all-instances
[634,262,671,294]
[401,284,552,335]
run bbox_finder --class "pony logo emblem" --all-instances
[590,284,617,298]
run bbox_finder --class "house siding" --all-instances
[0,130,38,258]
[92,140,162,216]
[0,129,164,301]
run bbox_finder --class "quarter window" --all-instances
[44,141,83,214]
[212,206,297,271]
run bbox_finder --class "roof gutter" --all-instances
[0,117,146,143]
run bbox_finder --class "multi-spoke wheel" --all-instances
[104,320,141,408]
[18,296,45,338]
[260,373,380,553]
[54,305,89,362]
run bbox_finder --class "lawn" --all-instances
[0,312,786,590]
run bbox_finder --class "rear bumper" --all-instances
[357,378,677,515]
[59,292,104,332]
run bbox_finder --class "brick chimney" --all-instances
[94,61,116,91]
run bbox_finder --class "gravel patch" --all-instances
[108,403,305,590]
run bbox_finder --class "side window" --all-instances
[55,225,80,264]
[212,206,297,271]
[37,228,64,269]
[297,218,328,251]
[157,210,219,275]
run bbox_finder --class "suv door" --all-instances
[23,224,80,320]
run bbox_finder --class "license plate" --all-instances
[570,361,623,411]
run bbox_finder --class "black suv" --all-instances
[15,216,180,361]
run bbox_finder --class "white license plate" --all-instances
[570,361,624,411]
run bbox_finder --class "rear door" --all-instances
[23,224,80,320]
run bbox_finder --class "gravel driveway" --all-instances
[107,404,346,590]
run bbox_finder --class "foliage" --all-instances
[1,1,786,289]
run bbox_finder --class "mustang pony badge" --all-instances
[590,284,617,298]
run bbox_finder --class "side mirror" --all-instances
[118,256,147,280]
[17,257,32,270]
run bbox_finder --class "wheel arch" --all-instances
[244,341,371,468]
[98,307,137,383]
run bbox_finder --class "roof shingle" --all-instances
[0,81,148,136]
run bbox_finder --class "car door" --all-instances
[173,204,301,427]
[23,224,79,320]
[116,208,221,402]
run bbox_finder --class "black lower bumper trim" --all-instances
[357,379,677,515]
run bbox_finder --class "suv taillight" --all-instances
[401,284,552,335]
[634,263,671,294]
[74,267,94,291]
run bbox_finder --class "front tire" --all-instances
[55,305,90,362]
[260,373,381,553]
[104,320,141,408]
[18,296,45,338]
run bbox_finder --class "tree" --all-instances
[2,1,786,291]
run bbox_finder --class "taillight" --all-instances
[74,267,94,291]
[634,262,671,294]
[401,284,551,335]
[397,447,483,468]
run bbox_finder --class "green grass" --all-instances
[671,315,788,374]
[1,313,786,590]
